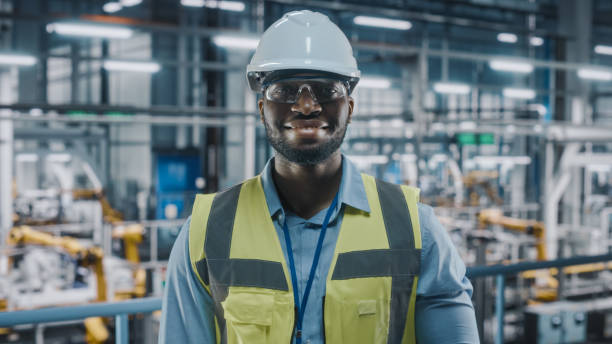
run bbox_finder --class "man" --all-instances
[160,10,479,344]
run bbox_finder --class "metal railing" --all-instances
[0,297,162,344]
[466,253,612,344]
[2,254,612,343]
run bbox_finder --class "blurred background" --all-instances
[0,0,611,343]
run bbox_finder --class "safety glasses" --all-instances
[264,78,348,104]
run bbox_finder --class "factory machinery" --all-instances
[6,148,606,344]
[0,151,176,344]
[0,0,610,342]
[348,135,612,343]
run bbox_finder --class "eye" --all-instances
[271,86,294,96]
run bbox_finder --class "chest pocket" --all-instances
[221,289,293,344]
[325,289,390,344]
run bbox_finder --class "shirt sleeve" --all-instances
[159,217,217,344]
[415,204,479,344]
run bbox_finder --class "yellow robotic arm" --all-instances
[478,209,547,261]
[7,226,109,344]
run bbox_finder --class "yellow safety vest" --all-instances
[188,173,422,344]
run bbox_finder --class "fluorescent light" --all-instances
[489,59,534,73]
[0,53,36,66]
[212,35,259,49]
[359,77,392,89]
[433,82,471,94]
[182,0,245,11]
[594,45,612,56]
[181,0,205,6]
[46,23,133,39]
[218,1,244,11]
[474,155,531,166]
[353,16,412,30]
[503,88,536,99]
[214,1,245,11]
[103,2,122,13]
[120,0,141,6]
[369,119,382,128]
[103,60,161,73]
[497,33,517,43]
[530,36,544,46]
[577,68,612,81]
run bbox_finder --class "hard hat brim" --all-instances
[247,66,360,94]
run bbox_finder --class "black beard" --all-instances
[264,120,347,165]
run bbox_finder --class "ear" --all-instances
[258,99,265,124]
[347,96,354,123]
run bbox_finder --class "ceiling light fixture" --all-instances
[577,68,612,81]
[103,60,161,73]
[120,0,142,6]
[181,0,205,7]
[503,88,536,99]
[594,45,612,56]
[489,59,534,73]
[0,53,37,66]
[353,16,412,30]
[530,36,544,46]
[433,82,471,94]
[497,33,518,43]
[103,2,122,13]
[212,35,259,49]
[212,0,245,11]
[47,22,133,39]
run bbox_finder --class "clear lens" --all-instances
[265,79,347,104]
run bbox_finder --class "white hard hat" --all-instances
[247,10,360,93]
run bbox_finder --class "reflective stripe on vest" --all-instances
[189,174,421,344]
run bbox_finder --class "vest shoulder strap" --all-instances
[398,184,422,250]
[188,178,257,293]
[189,193,216,293]
[362,174,422,251]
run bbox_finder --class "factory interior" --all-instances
[0,0,612,343]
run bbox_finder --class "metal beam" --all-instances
[267,0,556,35]
[0,102,250,116]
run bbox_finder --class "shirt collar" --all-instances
[260,154,371,220]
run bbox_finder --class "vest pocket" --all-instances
[222,289,294,344]
[330,297,390,344]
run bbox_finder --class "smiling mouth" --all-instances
[283,120,329,130]
[284,125,329,129]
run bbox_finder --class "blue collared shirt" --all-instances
[160,156,479,343]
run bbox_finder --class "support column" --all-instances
[544,0,593,258]
[0,111,12,249]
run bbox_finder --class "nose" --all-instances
[291,88,322,116]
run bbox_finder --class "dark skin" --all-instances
[258,83,354,219]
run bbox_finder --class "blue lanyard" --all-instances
[282,191,339,344]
